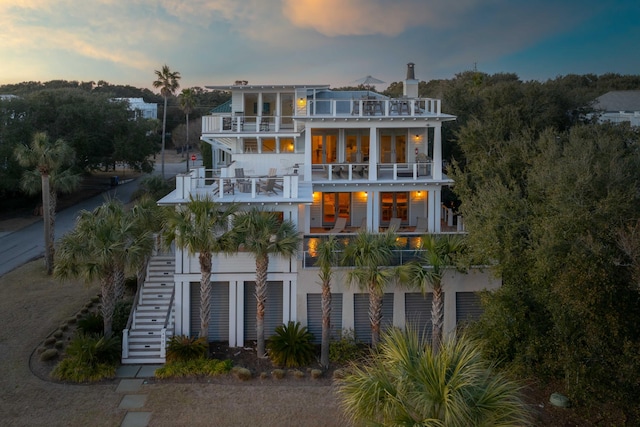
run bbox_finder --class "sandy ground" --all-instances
[0,259,345,427]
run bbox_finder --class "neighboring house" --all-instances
[0,94,19,100]
[114,97,158,120]
[122,63,499,363]
[592,90,640,127]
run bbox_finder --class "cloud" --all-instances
[281,0,481,37]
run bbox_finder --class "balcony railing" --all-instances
[312,162,432,181]
[201,98,442,134]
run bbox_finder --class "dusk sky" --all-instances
[1,0,638,92]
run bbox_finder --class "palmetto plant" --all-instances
[163,195,238,338]
[314,235,341,368]
[408,234,466,353]
[152,64,181,178]
[55,199,154,337]
[14,132,80,275]
[231,208,300,358]
[337,326,531,427]
[342,230,408,347]
[267,321,316,368]
[178,87,196,171]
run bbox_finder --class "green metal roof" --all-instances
[210,99,232,114]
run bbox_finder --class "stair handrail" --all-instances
[160,286,176,359]
[121,275,144,360]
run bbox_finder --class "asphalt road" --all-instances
[0,160,185,277]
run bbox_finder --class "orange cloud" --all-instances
[282,0,436,36]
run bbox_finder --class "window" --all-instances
[279,138,294,153]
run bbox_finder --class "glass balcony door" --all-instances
[381,192,408,224]
[323,192,351,225]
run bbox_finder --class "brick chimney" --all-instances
[403,62,419,98]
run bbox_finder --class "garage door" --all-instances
[189,281,229,341]
[405,292,445,340]
[455,292,483,325]
[353,293,393,344]
[244,281,283,341]
[306,293,343,343]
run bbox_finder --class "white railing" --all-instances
[175,173,300,200]
[312,161,432,181]
[202,115,303,134]
[304,97,441,117]
[160,288,175,359]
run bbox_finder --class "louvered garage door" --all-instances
[306,293,343,344]
[405,292,436,340]
[353,293,393,344]
[244,281,283,341]
[190,281,229,341]
[455,292,483,325]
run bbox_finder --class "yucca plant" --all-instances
[337,327,531,426]
[166,335,208,362]
[267,321,316,368]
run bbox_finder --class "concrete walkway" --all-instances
[115,365,161,427]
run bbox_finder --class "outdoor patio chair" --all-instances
[388,217,402,232]
[414,216,428,233]
[259,178,278,196]
[328,217,347,233]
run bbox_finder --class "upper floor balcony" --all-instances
[201,97,446,135]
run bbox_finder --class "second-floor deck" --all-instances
[201,97,451,135]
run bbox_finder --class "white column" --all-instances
[368,127,378,180]
[235,281,245,348]
[434,188,442,233]
[371,191,380,232]
[428,189,436,232]
[433,124,442,180]
[303,128,312,180]
[229,281,237,347]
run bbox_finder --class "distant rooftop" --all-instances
[594,91,640,112]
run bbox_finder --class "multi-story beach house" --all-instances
[121,64,499,363]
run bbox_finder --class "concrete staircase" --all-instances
[121,255,175,364]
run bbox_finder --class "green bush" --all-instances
[232,367,252,381]
[155,358,232,379]
[267,321,316,368]
[166,335,208,362]
[77,313,103,335]
[112,299,133,335]
[40,348,59,361]
[330,328,367,364]
[272,369,285,379]
[65,333,121,366]
[51,359,116,382]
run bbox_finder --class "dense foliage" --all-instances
[166,335,209,362]
[267,321,316,368]
[450,88,640,418]
[337,327,530,426]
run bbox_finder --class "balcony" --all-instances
[201,97,445,135]
[166,168,313,204]
[311,162,432,182]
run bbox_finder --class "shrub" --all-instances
[232,367,252,381]
[272,369,285,379]
[77,313,103,335]
[267,321,316,368]
[330,328,367,364]
[55,341,64,349]
[112,299,133,335]
[292,369,305,379]
[40,348,59,361]
[65,333,121,366]
[51,359,116,382]
[311,369,323,379]
[166,335,208,362]
[44,337,56,346]
[155,358,232,379]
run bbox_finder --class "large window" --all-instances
[381,192,408,223]
[312,131,338,164]
[380,131,407,163]
[346,131,370,163]
[323,192,350,225]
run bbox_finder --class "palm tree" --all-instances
[314,235,340,368]
[408,234,466,353]
[342,230,407,347]
[231,208,300,358]
[129,195,167,290]
[163,195,238,338]
[14,132,81,275]
[178,88,196,171]
[55,199,154,337]
[152,65,181,178]
[337,326,531,426]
